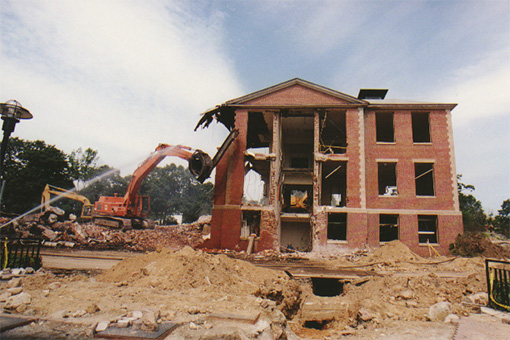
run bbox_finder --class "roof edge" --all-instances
[225,78,367,105]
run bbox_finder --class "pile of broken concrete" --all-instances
[0,213,210,252]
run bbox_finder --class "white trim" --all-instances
[446,110,460,211]
[327,240,348,244]
[412,159,435,163]
[358,107,367,209]
[376,158,399,163]
[321,206,462,216]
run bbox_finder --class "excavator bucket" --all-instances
[188,128,239,183]
[188,150,213,183]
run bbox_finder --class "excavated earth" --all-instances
[1,237,509,339]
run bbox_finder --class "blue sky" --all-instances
[0,0,508,213]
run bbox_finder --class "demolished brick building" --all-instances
[196,78,463,256]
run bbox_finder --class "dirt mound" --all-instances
[255,278,303,318]
[449,233,510,258]
[342,270,487,323]
[371,240,421,262]
[97,246,286,294]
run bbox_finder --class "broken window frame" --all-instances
[246,111,273,151]
[378,161,398,196]
[375,112,395,143]
[243,165,269,205]
[418,215,438,244]
[241,210,261,239]
[327,212,347,242]
[282,184,312,213]
[280,220,312,252]
[281,114,314,171]
[319,111,347,154]
[412,112,431,143]
[379,214,399,242]
[415,162,435,196]
[320,161,347,207]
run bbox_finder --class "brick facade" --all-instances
[199,79,463,256]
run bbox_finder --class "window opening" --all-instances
[415,163,434,196]
[281,221,312,252]
[379,214,399,242]
[283,185,312,213]
[378,162,398,196]
[327,213,347,241]
[291,157,309,169]
[282,115,314,169]
[247,112,272,149]
[319,111,347,154]
[321,162,347,206]
[418,215,438,244]
[243,167,268,205]
[412,112,431,143]
[376,112,394,142]
[241,211,261,238]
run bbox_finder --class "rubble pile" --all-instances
[1,214,210,252]
[449,233,510,258]
[1,240,508,339]
[97,246,288,293]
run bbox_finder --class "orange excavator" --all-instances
[92,129,237,229]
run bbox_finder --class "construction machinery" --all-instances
[41,184,93,221]
[92,129,238,229]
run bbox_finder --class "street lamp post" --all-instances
[0,100,33,213]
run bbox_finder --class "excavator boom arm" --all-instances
[41,184,92,209]
[122,145,196,212]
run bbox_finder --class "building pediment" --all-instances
[226,78,365,106]
[195,79,365,130]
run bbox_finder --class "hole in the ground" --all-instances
[304,319,334,330]
[311,277,343,296]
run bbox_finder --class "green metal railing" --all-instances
[485,258,510,312]
[1,237,42,270]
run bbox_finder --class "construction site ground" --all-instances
[1,218,510,339]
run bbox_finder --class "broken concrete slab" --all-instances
[429,301,452,322]
[207,311,260,324]
[6,277,22,288]
[94,321,178,340]
[7,287,23,295]
[3,292,31,310]
[0,315,36,332]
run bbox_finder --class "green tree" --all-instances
[141,163,213,224]
[79,165,129,203]
[457,174,487,233]
[68,147,99,181]
[493,199,510,237]
[2,137,73,214]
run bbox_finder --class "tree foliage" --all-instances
[78,165,129,203]
[2,137,73,214]
[457,174,487,233]
[1,138,213,224]
[492,199,510,237]
[68,147,99,181]
[140,164,213,223]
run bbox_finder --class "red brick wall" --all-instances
[200,109,248,250]
[347,212,368,248]
[364,110,457,211]
[345,109,362,208]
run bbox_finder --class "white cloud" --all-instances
[0,0,242,174]
[436,49,510,126]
